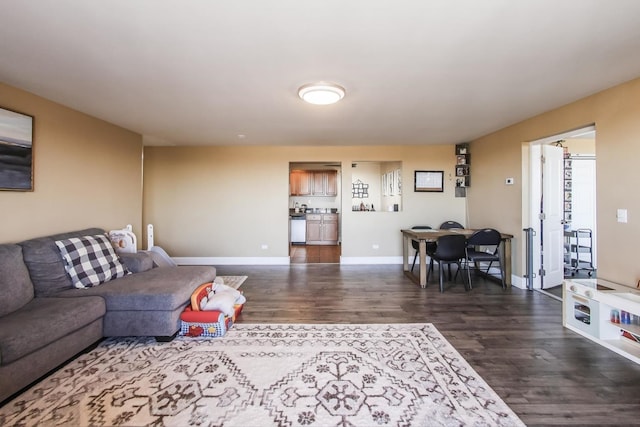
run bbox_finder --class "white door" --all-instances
[542,145,565,288]
[530,144,543,289]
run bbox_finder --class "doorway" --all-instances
[288,162,342,264]
[528,126,597,300]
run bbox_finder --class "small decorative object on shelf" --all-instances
[455,143,470,197]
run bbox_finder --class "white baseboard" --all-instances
[174,257,291,266]
[339,256,404,265]
[509,275,527,289]
[175,256,408,265]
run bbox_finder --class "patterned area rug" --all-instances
[0,324,524,427]
[217,275,247,289]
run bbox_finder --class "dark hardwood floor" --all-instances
[217,263,640,426]
[289,243,341,263]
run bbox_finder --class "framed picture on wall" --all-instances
[388,172,394,195]
[0,107,34,191]
[455,165,469,177]
[395,168,402,195]
[381,173,387,196]
[414,170,444,192]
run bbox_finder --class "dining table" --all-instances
[401,228,514,289]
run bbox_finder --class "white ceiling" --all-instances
[2,0,640,147]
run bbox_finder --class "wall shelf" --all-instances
[455,143,470,197]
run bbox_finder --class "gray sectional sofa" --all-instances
[0,228,216,403]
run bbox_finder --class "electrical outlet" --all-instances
[261,244,268,250]
[372,244,379,249]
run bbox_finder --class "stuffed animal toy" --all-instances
[189,278,246,317]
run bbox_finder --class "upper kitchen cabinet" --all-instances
[312,171,338,196]
[290,170,337,197]
[290,170,312,196]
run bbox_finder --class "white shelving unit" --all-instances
[564,278,640,365]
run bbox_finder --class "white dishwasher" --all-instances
[290,216,306,244]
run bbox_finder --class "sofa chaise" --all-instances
[0,227,216,403]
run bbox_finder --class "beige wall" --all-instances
[7,73,638,283]
[468,76,640,287]
[0,83,143,243]
[143,144,465,259]
[564,138,595,156]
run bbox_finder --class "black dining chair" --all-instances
[439,220,464,229]
[465,228,505,289]
[429,220,464,279]
[427,234,470,293]
[410,225,433,272]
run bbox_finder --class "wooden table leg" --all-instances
[503,238,512,287]
[402,233,427,289]
[402,233,409,273]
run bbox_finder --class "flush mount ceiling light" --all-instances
[298,82,345,105]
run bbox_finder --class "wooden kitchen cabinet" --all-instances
[311,171,338,196]
[306,213,339,244]
[306,214,322,242]
[290,170,337,196]
[290,170,312,196]
[322,213,339,241]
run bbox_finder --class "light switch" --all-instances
[617,209,628,223]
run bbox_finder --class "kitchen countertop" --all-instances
[289,209,338,216]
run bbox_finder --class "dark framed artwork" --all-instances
[0,107,34,191]
[414,170,444,192]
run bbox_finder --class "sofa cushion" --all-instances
[119,251,154,273]
[19,228,105,296]
[55,234,130,288]
[57,265,216,312]
[0,244,34,317]
[0,296,106,365]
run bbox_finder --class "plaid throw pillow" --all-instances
[55,234,130,288]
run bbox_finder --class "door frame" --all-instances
[525,125,595,290]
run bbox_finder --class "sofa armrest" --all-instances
[119,252,154,273]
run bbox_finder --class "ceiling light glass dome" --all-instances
[298,82,345,105]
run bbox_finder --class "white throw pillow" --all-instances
[202,291,237,317]
[212,282,246,304]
